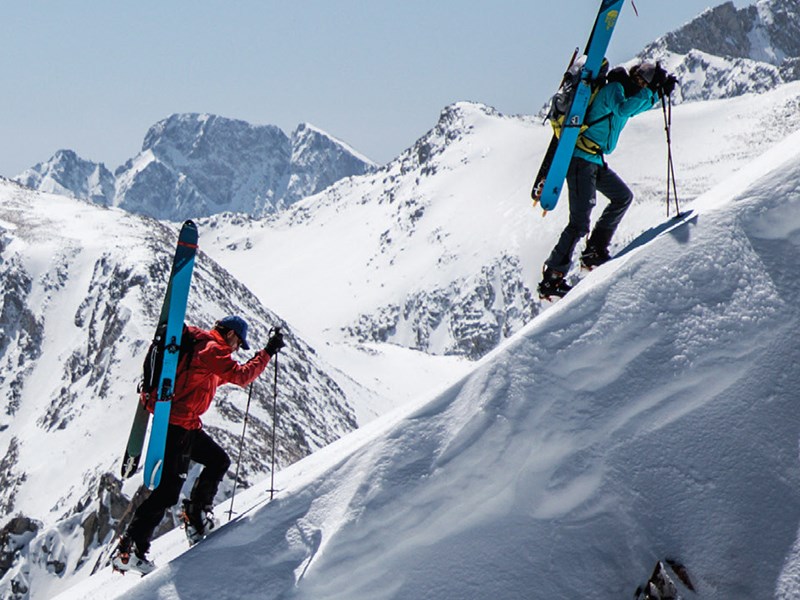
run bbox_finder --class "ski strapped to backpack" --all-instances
[546,54,611,156]
[531,0,626,213]
[121,221,198,479]
[138,323,198,411]
[143,224,198,490]
[120,220,198,487]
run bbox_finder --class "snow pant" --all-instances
[126,424,231,554]
[544,156,634,273]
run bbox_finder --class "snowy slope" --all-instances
[200,82,800,380]
[0,184,358,598]
[60,127,800,599]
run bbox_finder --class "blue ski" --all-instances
[120,220,198,489]
[143,220,198,489]
[532,0,625,212]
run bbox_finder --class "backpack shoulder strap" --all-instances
[584,112,613,128]
[174,324,206,375]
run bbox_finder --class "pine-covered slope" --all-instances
[0,182,357,598]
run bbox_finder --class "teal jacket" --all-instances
[574,82,658,165]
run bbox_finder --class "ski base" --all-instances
[121,403,150,478]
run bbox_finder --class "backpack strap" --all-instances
[575,111,613,155]
[584,112,612,128]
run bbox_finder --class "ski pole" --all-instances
[269,328,280,500]
[227,379,255,521]
[660,92,681,217]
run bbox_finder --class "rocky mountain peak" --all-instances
[13,150,114,206]
[286,123,375,205]
[140,113,288,169]
[639,0,800,102]
[15,114,375,221]
[645,0,800,63]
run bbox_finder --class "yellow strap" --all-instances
[576,135,602,155]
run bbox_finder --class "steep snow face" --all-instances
[16,114,375,221]
[639,0,800,102]
[0,183,357,598]
[67,130,800,600]
[13,150,115,206]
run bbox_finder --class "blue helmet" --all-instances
[217,315,250,350]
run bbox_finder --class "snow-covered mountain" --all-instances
[638,0,800,102]
[59,123,800,600]
[5,3,800,596]
[0,185,359,598]
[14,114,376,221]
[14,150,115,207]
[287,122,377,207]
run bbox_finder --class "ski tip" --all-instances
[180,220,200,242]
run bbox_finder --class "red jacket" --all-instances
[167,326,271,430]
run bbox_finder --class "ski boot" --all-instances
[181,499,217,546]
[581,227,613,270]
[579,244,611,270]
[111,535,156,576]
[537,267,572,300]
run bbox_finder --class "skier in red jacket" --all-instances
[112,316,285,574]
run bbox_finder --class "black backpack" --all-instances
[546,56,612,156]
[547,56,609,137]
[139,323,198,406]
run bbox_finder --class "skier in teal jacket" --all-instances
[538,62,677,299]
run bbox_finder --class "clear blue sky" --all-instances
[0,1,750,176]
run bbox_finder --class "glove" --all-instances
[265,331,285,356]
[648,63,669,92]
[661,74,678,97]
[650,64,677,97]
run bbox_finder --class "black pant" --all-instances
[545,157,634,273]
[126,424,231,553]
